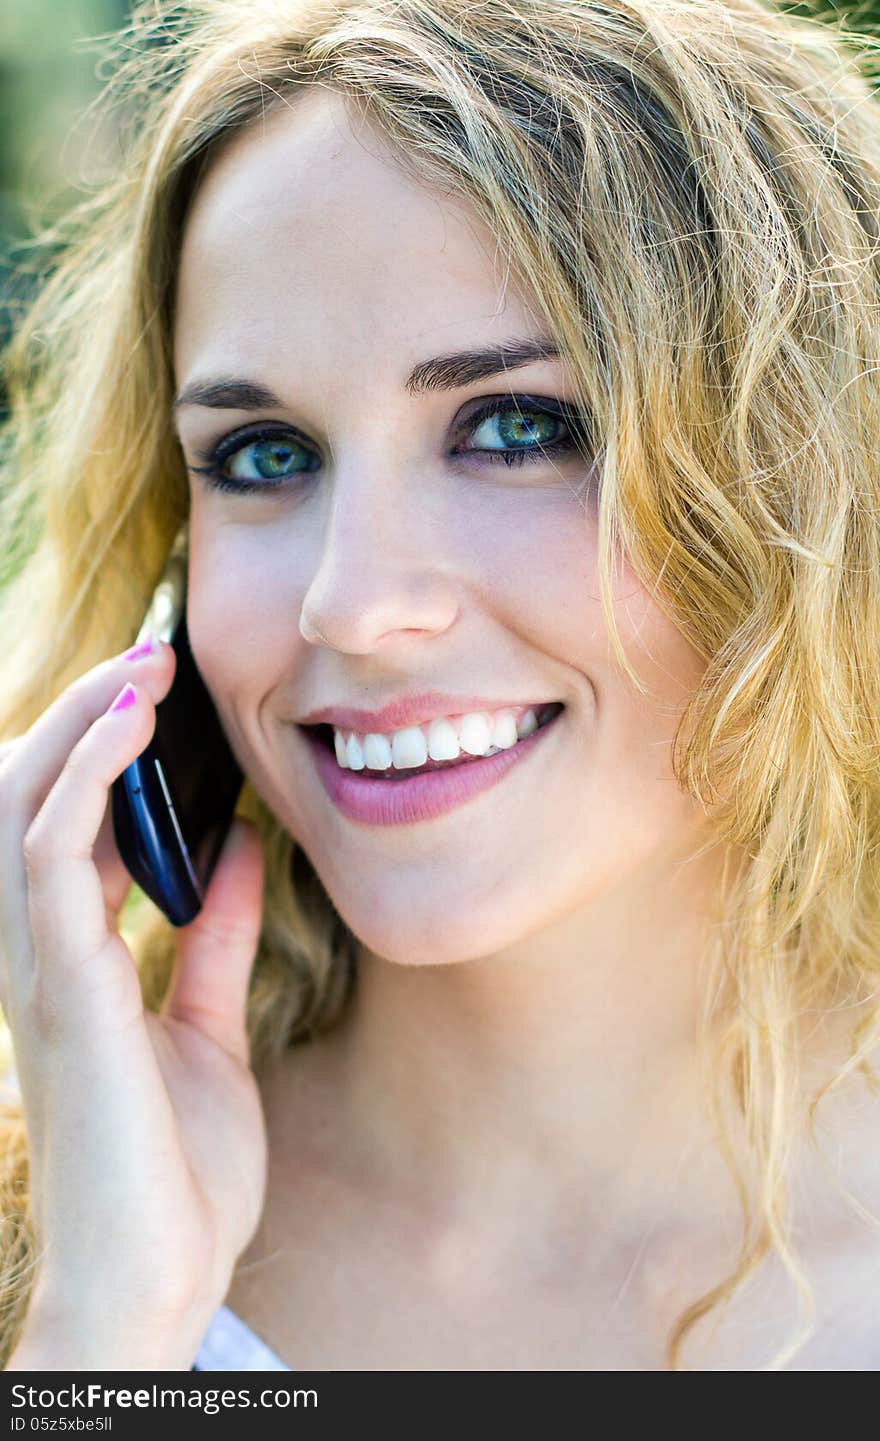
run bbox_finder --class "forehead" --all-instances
[173,87,545,387]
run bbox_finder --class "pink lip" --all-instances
[298,693,556,734]
[298,709,564,826]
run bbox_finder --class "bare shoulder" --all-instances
[796,1063,880,1369]
[708,1053,880,1371]
[766,1225,880,1370]
[224,1031,880,1371]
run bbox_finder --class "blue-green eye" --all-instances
[208,434,319,486]
[464,405,565,457]
[188,394,590,495]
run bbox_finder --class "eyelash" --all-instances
[187,394,590,496]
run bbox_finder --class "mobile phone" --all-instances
[110,525,244,926]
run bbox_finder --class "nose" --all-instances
[298,461,459,654]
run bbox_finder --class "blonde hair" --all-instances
[2,0,880,1370]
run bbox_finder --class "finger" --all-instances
[1,640,174,823]
[0,643,174,1008]
[161,818,265,1065]
[71,646,178,916]
[19,682,161,1032]
[92,791,145,920]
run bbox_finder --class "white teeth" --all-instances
[427,716,460,761]
[330,704,556,772]
[458,712,493,755]
[518,708,538,737]
[345,733,365,770]
[391,726,428,770]
[362,732,393,770]
[492,712,519,749]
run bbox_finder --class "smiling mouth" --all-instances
[300,702,565,779]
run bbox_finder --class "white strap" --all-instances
[193,1304,291,1371]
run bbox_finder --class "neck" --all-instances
[290,835,755,1253]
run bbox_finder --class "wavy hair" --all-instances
[1,0,880,1370]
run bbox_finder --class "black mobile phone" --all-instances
[110,527,244,927]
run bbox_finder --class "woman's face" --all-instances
[173,88,713,966]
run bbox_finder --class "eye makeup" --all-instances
[185,393,594,496]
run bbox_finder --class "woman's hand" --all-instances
[0,640,267,1369]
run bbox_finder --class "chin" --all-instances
[348,906,519,969]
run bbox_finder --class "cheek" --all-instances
[185,536,302,687]
[478,491,705,760]
[460,486,602,653]
[593,563,710,797]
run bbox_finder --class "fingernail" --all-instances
[108,683,137,714]
[123,634,160,662]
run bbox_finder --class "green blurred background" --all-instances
[1,0,879,413]
[1,0,134,385]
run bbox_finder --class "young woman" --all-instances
[1,0,879,1372]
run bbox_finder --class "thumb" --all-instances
[162,818,265,1063]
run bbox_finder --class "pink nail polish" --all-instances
[123,634,160,662]
[108,683,137,714]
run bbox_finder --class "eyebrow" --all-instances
[172,336,561,413]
